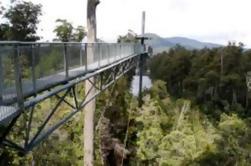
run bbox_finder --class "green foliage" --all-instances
[54,19,73,42]
[35,48,63,77]
[117,30,138,43]
[145,43,251,165]
[193,113,251,165]
[0,73,135,165]
[73,26,87,42]
[31,115,84,166]
[0,96,85,165]
[149,44,249,116]
[0,24,10,40]
[135,99,164,161]
[3,1,42,41]
[150,80,169,99]
[0,2,5,15]
[53,20,86,42]
[134,96,218,164]
[132,81,251,165]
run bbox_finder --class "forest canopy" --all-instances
[149,43,251,117]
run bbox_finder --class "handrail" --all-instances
[0,41,139,45]
[0,42,143,105]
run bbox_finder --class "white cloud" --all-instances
[2,0,251,47]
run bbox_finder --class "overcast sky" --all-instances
[2,0,251,47]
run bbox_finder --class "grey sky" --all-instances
[2,0,251,47]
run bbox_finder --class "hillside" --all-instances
[144,33,222,54]
[166,37,222,49]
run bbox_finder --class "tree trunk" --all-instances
[246,89,249,110]
[84,0,99,166]
[221,53,224,75]
[232,89,237,104]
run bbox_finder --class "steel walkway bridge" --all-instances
[0,42,146,153]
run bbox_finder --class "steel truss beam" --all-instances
[0,55,138,154]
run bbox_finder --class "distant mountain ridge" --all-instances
[144,33,222,54]
[166,37,222,49]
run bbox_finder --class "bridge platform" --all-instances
[0,42,142,124]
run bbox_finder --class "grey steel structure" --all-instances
[0,42,145,153]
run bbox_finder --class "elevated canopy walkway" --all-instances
[0,42,145,152]
[0,42,142,104]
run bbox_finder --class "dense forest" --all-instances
[149,43,251,117]
[1,1,251,166]
[142,44,251,165]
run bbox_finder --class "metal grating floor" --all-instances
[0,106,18,125]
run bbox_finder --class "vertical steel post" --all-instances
[97,43,99,64]
[98,43,101,68]
[80,43,83,66]
[119,44,122,59]
[63,43,69,79]
[0,46,3,104]
[100,44,103,67]
[112,44,115,62]
[114,44,116,62]
[31,44,37,94]
[138,11,146,107]
[14,44,24,109]
[142,11,145,35]
[84,44,88,71]
[108,44,110,64]
[138,47,144,107]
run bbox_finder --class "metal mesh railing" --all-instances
[0,42,143,104]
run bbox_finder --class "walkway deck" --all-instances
[0,42,142,124]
